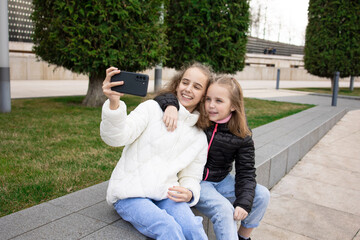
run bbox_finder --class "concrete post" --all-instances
[276,69,280,89]
[154,64,162,92]
[331,72,339,107]
[349,76,354,92]
[0,0,11,113]
[154,3,164,93]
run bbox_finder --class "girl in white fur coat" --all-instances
[100,63,213,240]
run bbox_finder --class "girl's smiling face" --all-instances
[176,67,208,112]
[205,83,235,122]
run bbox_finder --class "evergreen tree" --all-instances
[31,0,167,107]
[304,0,360,88]
[164,0,250,74]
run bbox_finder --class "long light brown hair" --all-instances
[209,75,251,138]
[156,62,214,129]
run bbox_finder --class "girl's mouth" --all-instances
[181,93,193,100]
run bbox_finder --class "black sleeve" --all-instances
[154,93,180,112]
[233,135,257,213]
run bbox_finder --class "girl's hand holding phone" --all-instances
[103,67,124,110]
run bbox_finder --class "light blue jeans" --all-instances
[114,197,208,240]
[195,174,270,240]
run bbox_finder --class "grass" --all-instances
[0,95,312,217]
[287,87,360,97]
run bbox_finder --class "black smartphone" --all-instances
[110,71,149,97]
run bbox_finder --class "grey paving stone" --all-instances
[263,194,360,240]
[111,219,150,239]
[255,143,285,160]
[269,149,288,188]
[299,134,314,159]
[253,127,290,145]
[12,213,107,240]
[48,181,108,212]
[318,119,332,139]
[253,138,267,149]
[271,131,301,148]
[254,152,270,167]
[272,175,360,216]
[252,222,314,240]
[255,160,270,188]
[78,200,120,224]
[0,202,72,240]
[286,141,301,173]
[81,224,148,240]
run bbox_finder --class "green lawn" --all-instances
[0,95,313,217]
[287,87,360,97]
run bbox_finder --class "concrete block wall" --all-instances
[9,42,360,83]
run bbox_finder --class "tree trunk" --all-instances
[349,76,354,92]
[82,72,107,107]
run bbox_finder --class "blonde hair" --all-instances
[210,75,251,138]
[156,62,214,129]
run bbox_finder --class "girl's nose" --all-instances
[209,101,215,108]
[185,84,192,92]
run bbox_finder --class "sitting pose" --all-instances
[155,75,270,240]
[100,62,213,240]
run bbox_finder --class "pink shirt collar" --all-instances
[215,113,232,124]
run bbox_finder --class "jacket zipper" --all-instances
[204,123,218,181]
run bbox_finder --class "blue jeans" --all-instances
[195,174,270,240]
[114,197,207,240]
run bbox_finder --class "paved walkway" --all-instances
[3,79,360,240]
[253,109,360,240]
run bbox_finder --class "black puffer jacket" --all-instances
[204,123,256,213]
[154,94,257,213]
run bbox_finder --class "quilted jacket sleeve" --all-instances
[177,133,208,207]
[154,93,179,112]
[100,99,150,147]
[233,135,257,213]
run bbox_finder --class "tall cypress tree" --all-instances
[32,0,167,107]
[304,0,360,88]
[165,0,250,74]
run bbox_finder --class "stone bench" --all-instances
[0,105,347,240]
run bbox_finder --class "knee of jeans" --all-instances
[182,216,204,231]
[212,203,234,222]
[256,185,270,207]
[163,220,183,233]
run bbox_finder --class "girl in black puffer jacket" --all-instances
[155,76,270,240]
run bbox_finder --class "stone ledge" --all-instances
[252,106,347,189]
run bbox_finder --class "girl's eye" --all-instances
[181,79,189,85]
[216,100,222,103]
[205,97,211,101]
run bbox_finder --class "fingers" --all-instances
[163,116,177,132]
[102,67,124,108]
[103,67,123,94]
[106,66,120,76]
[104,67,121,84]
[167,186,192,202]
[233,207,248,221]
[102,81,124,96]
[162,106,178,132]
